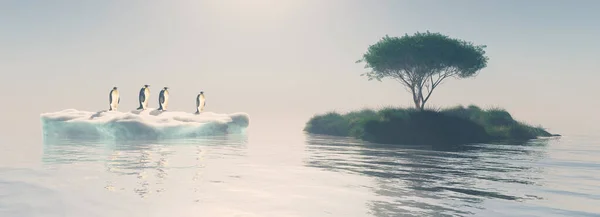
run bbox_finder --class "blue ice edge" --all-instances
[40,108,250,140]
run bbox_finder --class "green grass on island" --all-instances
[304,105,559,146]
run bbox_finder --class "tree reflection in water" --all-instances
[304,135,550,217]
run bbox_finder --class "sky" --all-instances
[0,0,599,142]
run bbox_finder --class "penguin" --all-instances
[108,87,120,111]
[137,84,150,110]
[195,91,206,114]
[158,87,169,111]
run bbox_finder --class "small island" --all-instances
[305,105,558,146]
[305,31,558,146]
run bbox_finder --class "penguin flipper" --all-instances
[159,90,165,104]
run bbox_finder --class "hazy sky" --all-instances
[1,0,599,141]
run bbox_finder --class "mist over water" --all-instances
[1,126,599,217]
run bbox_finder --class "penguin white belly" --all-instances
[161,92,169,110]
[143,88,150,109]
[110,91,119,111]
[198,95,205,112]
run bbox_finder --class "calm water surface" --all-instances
[1,127,599,217]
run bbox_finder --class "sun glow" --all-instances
[181,0,306,26]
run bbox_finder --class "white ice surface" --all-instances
[40,108,249,140]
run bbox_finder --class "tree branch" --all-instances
[420,69,456,108]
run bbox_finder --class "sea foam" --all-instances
[40,109,249,140]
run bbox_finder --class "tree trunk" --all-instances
[411,87,421,110]
[418,85,426,111]
[414,99,421,110]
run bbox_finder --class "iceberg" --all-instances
[40,109,249,140]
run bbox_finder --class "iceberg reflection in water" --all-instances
[42,135,249,201]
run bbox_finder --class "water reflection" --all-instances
[304,135,552,217]
[42,134,248,199]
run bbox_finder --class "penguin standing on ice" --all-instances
[137,84,150,110]
[158,87,169,111]
[109,87,120,111]
[195,91,206,114]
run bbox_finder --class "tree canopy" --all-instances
[356,31,489,110]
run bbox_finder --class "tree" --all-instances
[356,31,489,110]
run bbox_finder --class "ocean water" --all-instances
[1,127,599,217]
